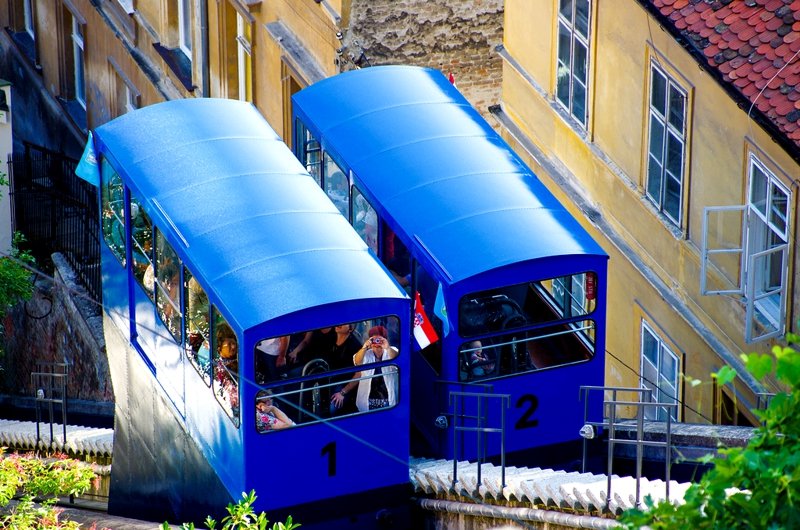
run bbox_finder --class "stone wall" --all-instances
[1,253,112,417]
[343,0,504,124]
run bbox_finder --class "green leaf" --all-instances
[745,353,775,380]
[713,365,737,386]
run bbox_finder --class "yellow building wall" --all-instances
[206,0,340,140]
[501,0,800,423]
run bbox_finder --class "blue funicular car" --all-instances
[91,98,412,527]
[292,65,609,465]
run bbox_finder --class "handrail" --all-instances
[449,390,510,495]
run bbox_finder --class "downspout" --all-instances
[415,498,617,529]
[199,0,210,97]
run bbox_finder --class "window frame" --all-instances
[236,11,253,102]
[555,0,591,127]
[71,16,86,108]
[700,153,792,343]
[253,316,402,431]
[24,0,35,37]
[100,158,126,266]
[154,229,182,343]
[178,0,192,59]
[645,61,688,227]
[212,308,240,426]
[129,194,154,301]
[639,320,680,421]
[744,155,790,341]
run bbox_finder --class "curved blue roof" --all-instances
[93,98,407,331]
[293,66,607,284]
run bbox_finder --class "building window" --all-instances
[236,13,253,102]
[640,321,679,421]
[24,0,34,37]
[101,158,126,266]
[555,0,591,126]
[282,62,304,146]
[701,154,791,343]
[645,63,687,226]
[746,156,789,337]
[110,58,140,117]
[213,309,239,426]
[222,2,254,101]
[153,0,194,90]
[155,230,182,342]
[178,0,192,59]
[71,17,86,107]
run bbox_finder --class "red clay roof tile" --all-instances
[647,0,800,150]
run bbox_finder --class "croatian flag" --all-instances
[413,291,439,350]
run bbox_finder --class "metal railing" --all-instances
[450,390,510,494]
[579,385,677,510]
[31,361,70,452]
[8,142,101,302]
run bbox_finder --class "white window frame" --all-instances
[640,321,679,421]
[23,0,34,37]
[178,0,192,59]
[124,84,137,113]
[71,18,85,108]
[555,0,591,127]
[645,62,687,226]
[701,155,791,342]
[236,12,252,102]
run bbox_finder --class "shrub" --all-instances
[618,332,800,529]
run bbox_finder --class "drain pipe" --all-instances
[199,0,210,97]
[415,498,617,529]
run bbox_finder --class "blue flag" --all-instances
[433,283,449,336]
[75,131,100,187]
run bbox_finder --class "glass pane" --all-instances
[213,310,239,425]
[646,155,663,204]
[256,316,401,423]
[556,26,571,107]
[459,272,598,338]
[749,161,768,216]
[324,153,349,217]
[664,173,682,222]
[459,321,595,382]
[353,188,378,252]
[155,230,181,342]
[642,325,658,365]
[304,132,322,186]
[648,115,665,161]
[185,267,211,384]
[650,68,667,117]
[769,181,789,236]
[574,40,588,86]
[101,159,126,265]
[665,132,684,182]
[559,0,573,19]
[130,196,154,300]
[668,84,685,132]
[572,79,587,125]
[660,347,678,382]
[575,0,590,38]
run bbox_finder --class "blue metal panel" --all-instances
[292,66,607,285]
[93,99,407,332]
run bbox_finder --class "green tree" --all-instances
[618,332,800,529]
[0,174,35,320]
[0,231,35,318]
